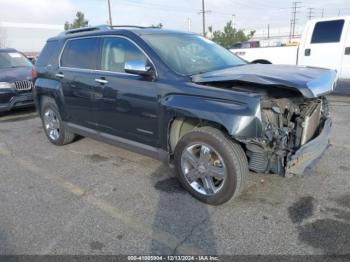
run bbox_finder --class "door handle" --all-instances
[55,73,64,78]
[345,47,350,55]
[305,49,311,56]
[95,78,108,84]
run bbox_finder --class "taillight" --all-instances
[31,67,37,79]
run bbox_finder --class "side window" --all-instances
[311,20,344,44]
[36,40,59,67]
[61,37,99,69]
[100,37,148,73]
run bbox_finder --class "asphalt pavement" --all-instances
[0,97,349,255]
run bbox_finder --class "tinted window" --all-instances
[311,20,344,44]
[0,52,32,69]
[36,40,59,67]
[61,37,99,69]
[100,37,148,73]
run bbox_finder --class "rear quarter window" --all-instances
[311,20,345,44]
[60,37,99,69]
[36,40,59,67]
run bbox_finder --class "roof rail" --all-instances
[60,25,111,36]
[110,25,159,29]
[59,24,161,36]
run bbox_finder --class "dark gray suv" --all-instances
[33,25,336,205]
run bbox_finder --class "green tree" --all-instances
[209,21,255,48]
[64,11,89,30]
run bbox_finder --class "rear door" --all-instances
[59,37,100,128]
[298,19,345,73]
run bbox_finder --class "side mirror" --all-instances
[124,60,153,76]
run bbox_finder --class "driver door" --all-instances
[93,36,160,146]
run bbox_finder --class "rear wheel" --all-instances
[40,97,75,145]
[174,126,248,205]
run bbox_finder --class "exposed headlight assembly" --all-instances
[0,82,14,89]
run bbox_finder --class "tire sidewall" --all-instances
[41,101,65,145]
[174,129,239,205]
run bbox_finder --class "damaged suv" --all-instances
[34,26,336,205]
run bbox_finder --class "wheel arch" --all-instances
[160,94,262,154]
[34,78,66,119]
[251,59,272,64]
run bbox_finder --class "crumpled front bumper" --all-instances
[285,118,332,177]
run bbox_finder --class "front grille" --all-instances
[14,80,33,91]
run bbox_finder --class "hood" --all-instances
[191,64,337,98]
[0,66,33,83]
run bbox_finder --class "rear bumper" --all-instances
[0,90,34,112]
[285,118,332,177]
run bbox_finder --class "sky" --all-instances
[0,0,349,35]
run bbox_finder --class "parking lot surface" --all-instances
[0,96,349,255]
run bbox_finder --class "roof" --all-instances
[50,25,193,40]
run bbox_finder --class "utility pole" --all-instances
[231,14,236,29]
[107,0,113,25]
[307,7,315,20]
[187,18,192,32]
[199,0,211,37]
[267,24,270,39]
[321,8,324,18]
[290,1,302,39]
[338,9,341,16]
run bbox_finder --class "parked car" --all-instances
[230,16,350,92]
[34,26,336,205]
[0,48,36,112]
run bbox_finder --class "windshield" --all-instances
[0,52,32,69]
[141,34,246,75]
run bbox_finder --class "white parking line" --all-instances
[0,146,204,254]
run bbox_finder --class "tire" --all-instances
[40,96,75,146]
[174,126,248,205]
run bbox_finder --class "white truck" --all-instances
[231,16,350,92]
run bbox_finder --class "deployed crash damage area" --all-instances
[192,64,336,178]
[249,94,329,177]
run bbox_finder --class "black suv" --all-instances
[0,48,35,112]
[34,25,335,205]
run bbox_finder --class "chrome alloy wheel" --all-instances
[43,109,60,141]
[180,143,227,195]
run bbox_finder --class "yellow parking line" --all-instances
[0,147,204,254]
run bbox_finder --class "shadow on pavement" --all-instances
[0,107,37,122]
[150,164,217,255]
[333,80,350,96]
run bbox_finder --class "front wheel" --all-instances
[174,126,248,205]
